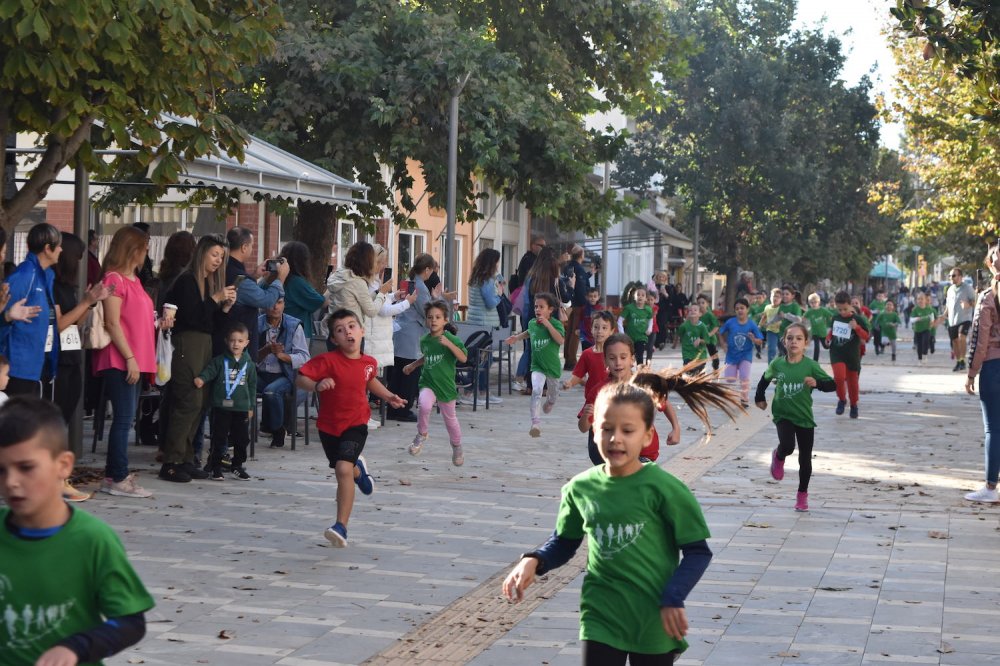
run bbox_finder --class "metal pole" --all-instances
[601,162,610,301]
[70,160,89,457]
[691,213,700,296]
[444,72,471,295]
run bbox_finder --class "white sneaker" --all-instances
[367,418,381,430]
[103,474,153,499]
[485,393,503,405]
[529,422,541,438]
[456,393,476,406]
[965,485,1000,503]
[409,433,427,456]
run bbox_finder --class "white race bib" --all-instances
[832,321,851,340]
[44,324,54,353]
[60,324,82,351]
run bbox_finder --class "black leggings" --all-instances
[914,330,931,360]
[583,640,678,665]
[706,343,720,370]
[775,420,815,493]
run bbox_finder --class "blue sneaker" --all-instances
[849,405,859,419]
[835,400,846,415]
[354,455,375,496]
[324,522,348,548]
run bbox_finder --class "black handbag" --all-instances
[496,293,514,323]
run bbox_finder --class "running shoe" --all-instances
[354,455,375,496]
[770,449,784,481]
[324,522,348,547]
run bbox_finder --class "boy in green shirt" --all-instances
[195,322,258,481]
[802,293,833,361]
[0,397,154,666]
[506,292,566,437]
[911,291,942,364]
[748,292,766,359]
[875,300,902,362]
[756,323,836,512]
[617,288,654,364]
[677,304,711,373]
[868,290,887,355]
[696,294,721,371]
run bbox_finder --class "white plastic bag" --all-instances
[155,328,173,386]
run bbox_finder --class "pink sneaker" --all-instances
[770,449,784,481]
[795,491,808,512]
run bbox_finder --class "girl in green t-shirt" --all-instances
[617,288,654,363]
[503,371,741,662]
[911,291,943,364]
[404,300,469,466]
[506,293,566,438]
[803,292,833,361]
[696,294,721,371]
[875,300,902,362]
[755,323,836,512]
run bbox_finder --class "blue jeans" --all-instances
[980,359,1000,484]
[516,314,533,379]
[259,371,292,432]
[102,368,138,482]
[766,331,780,363]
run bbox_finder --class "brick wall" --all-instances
[45,201,75,232]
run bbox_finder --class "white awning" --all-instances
[636,211,692,250]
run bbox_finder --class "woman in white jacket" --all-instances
[365,243,416,367]
[326,241,391,329]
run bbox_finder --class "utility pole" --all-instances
[601,162,610,301]
[70,145,89,457]
[445,72,472,295]
[690,212,700,296]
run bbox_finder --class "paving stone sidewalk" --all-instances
[62,335,999,666]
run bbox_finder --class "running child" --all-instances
[869,290,887,355]
[696,294,721,371]
[911,291,942,365]
[755,323,836,512]
[506,292,566,438]
[0,397,155,665]
[194,322,257,481]
[802,293,833,361]
[564,310,615,406]
[759,288,784,362]
[579,287,604,351]
[503,374,740,665]
[718,297,764,407]
[618,287,654,363]
[875,300,901,362]
[748,292,766,358]
[827,291,871,418]
[296,308,407,547]
[777,285,804,354]
[677,303,711,373]
[404,300,469,466]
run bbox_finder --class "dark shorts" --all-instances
[948,321,972,340]
[320,425,368,466]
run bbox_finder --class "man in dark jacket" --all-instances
[562,244,590,368]
[509,234,546,292]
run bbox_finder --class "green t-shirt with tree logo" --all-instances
[778,302,804,334]
[802,307,833,339]
[418,331,467,402]
[761,356,833,428]
[678,320,710,361]
[699,309,720,344]
[911,305,937,333]
[555,463,711,655]
[876,311,901,340]
[620,302,654,343]
[529,318,565,378]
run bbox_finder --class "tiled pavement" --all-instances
[58,333,1000,665]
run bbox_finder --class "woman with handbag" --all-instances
[94,226,168,499]
[965,245,1000,503]
[515,246,572,392]
[464,248,505,404]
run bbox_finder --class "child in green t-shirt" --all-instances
[617,287,654,363]
[696,294,721,371]
[748,292,767,359]
[404,300,469,466]
[802,292,833,361]
[677,303,711,372]
[759,288,784,362]
[827,291,871,418]
[755,323,836,512]
[0,397,155,665]
[911,291,943,364]
[506,292,566,438]
[868,290,888,355]
[503,371,741,661]
[875,300,902,362]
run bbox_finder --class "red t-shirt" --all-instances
[573,346,609,409]
[298,350,378,436]
[587,377,664,461]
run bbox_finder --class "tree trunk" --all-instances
[293,201,339,292]
[724,266,739,313]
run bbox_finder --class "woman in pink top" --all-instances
[95,226,170,499]
[965,245,1000,504]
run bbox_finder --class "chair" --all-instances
[454,329,493,411]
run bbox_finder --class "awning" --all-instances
[153,114,368,206]
[636,211,693,250]
[870,261,904,279]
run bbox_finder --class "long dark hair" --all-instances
[280,241,313,283]
[158,231,196,290]
[468,248,501,286]
[625,367,743,434]
[526,246,560,298]
[343,241,375,279]
[54,232,85,287]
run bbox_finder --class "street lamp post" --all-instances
[444,72,472,296]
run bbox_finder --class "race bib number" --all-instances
[60,324,82,351]
[832,321,851,340]
[44,324,54,353]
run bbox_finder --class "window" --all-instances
[337,220,356,267]
[397,230,426,281]
[502,243,518,283]
[502,198,519,223]
[478,238,493,253]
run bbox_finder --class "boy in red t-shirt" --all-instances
[296,309,406,547]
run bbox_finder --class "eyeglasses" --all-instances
[949,273,960,278]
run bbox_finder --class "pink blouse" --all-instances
[93,272,157,374]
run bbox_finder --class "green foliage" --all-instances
[616,0,901,290]
[0,0,283,231]
[223,0,685,236]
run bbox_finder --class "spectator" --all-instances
[946,267,977,372]
[562,245,590,369]
[1,223,61,397]
[217,225,287,357]
[327,241,392,334]
[653,272,672,349]
[95,226,166,499]
[464,248,504,404]
[515,246,572,390]
[0,227,39,332]
[279,240,328,339]
[510,234,545,292]
[155,230,196,309]
[387,253,435,421]
[130,222,155,290]
[160,234,236,483]
[256,297,310,448]
[87,229,101,287]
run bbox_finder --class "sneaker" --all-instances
[220,453,233,470]
[770,449,784,481]
[849,405,859,419]
[366,418,381,430]
[958,360,967,371]
[795,491,809,512]
[231,467,250,481]
[542,399,556,414]
[354,455,375,496]
[964,485,1000,503]
[452,445,464,467]
[210,466,225,481]
[409,433,427,456]
[269,428,286,448]
[485,393,503,405]
[835,400,846,415]
[529,422,541,438]
[158,462,191,483]
[63,480,92,503]
[324,522,348,547]
[103,474,153,498]
[182,461,210,480]
[456,392,476,406]
[953,362,963,372]
[892,354,896,362]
